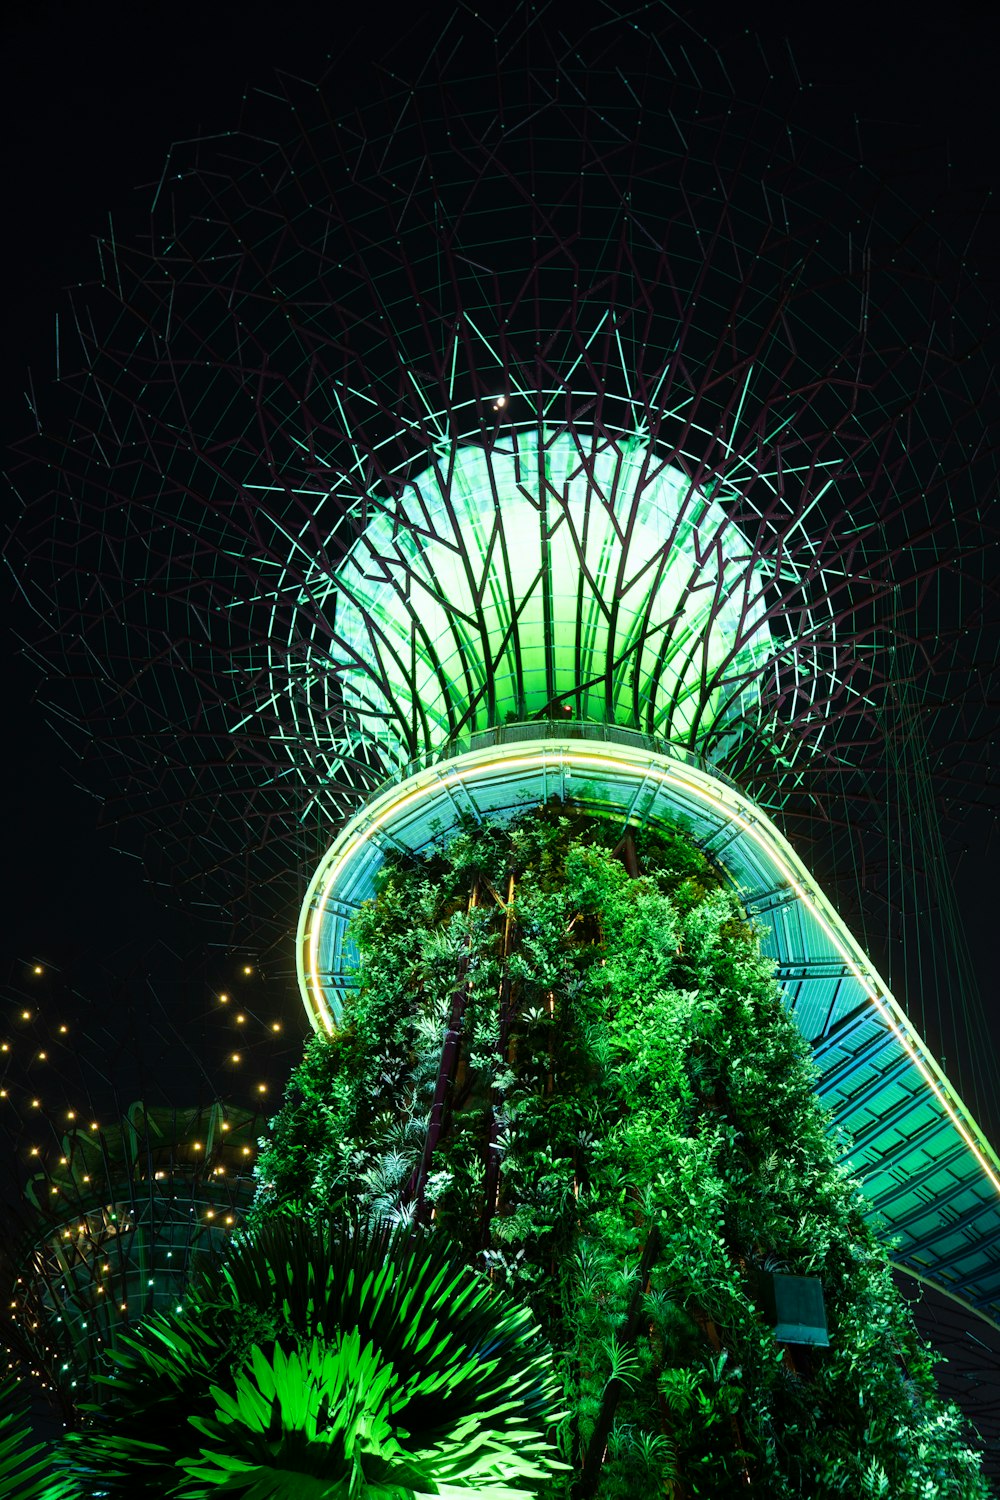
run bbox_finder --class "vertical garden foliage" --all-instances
[255,810,989,1498]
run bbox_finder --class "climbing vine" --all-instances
[255,807,988,1498]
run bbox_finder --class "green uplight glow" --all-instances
[325,430,773,764]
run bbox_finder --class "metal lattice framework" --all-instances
[5,8,1000,1323]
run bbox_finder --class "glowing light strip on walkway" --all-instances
[298,742,1000,1204]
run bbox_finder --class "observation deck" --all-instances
[298,723,1000,1327]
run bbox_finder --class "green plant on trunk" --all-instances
[254,807,990,1498]
[54,1216,564,1499]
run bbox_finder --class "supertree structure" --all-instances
[0,1100,260,1419]
[8,18,996,997]
[5,6,1000,1491]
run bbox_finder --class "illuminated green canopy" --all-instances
[321,429,774,767]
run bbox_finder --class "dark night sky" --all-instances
[1,0,999,1121]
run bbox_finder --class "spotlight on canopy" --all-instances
[323,429,774,766]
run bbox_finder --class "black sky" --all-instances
[2,0,999,1116]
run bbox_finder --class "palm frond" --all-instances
[0,1376,73,1500]
[58,1217,565,1499]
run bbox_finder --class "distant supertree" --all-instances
[0,949,288,1437]
[6,8,1000,1489]
[0,1100,260,1420]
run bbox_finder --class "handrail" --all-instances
[353,719,746,818]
